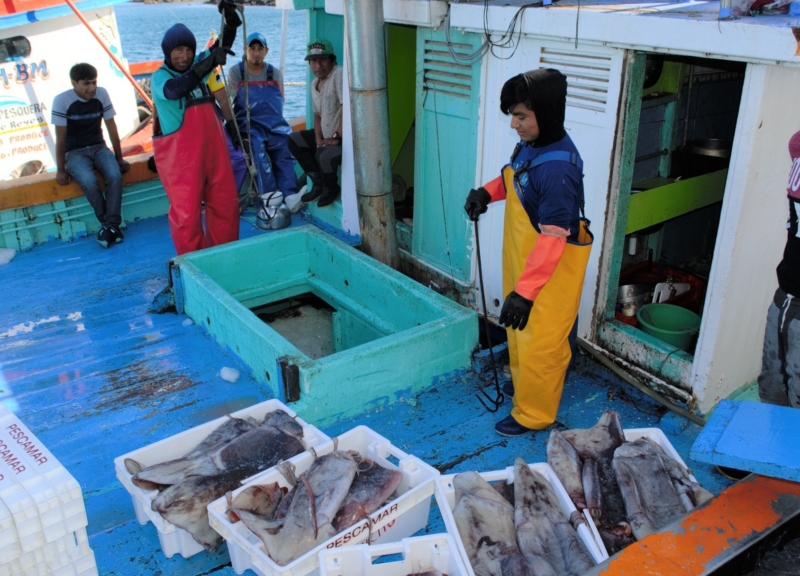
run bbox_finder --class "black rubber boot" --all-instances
[301,172,324,202]
[317,185,340,208]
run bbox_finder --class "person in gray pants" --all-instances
[759,129,800,408]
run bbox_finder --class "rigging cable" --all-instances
[444,0,541,65]
[473,218,505,413]
[427,87,461,299]
[217,5,261,212]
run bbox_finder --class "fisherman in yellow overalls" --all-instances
[465,69,593,436]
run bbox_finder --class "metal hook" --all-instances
[473,220,505,413]
[476,384,504,413]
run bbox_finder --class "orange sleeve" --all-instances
[515,233,567,301]
[483,176,507,202]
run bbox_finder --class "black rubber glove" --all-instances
[499,291,533,331]
[225,121,240,151]
[191,46,234,80]
[465,187,491,221]
[217,0,242,27]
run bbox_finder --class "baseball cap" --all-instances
[247,32,267,48]
[305,38,335,61]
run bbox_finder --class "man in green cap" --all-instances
[287,38,343,208]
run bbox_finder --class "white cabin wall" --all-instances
[1,9,138,179]
[691,64,800,412]
[338,55,359,237]
[475,37,624,336]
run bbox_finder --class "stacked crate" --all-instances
[0,405,95,575]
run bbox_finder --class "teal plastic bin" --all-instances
[636,303,700,352]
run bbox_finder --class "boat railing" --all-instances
[0,154,156,213]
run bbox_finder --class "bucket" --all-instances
[636,303,700,352]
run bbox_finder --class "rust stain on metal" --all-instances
[93,359,198,412]
[598,475,800,575]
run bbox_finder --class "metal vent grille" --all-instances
[423,40,473,100]
[539,47,612,112]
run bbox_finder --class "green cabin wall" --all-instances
[412,27,483,284]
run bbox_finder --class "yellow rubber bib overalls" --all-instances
[501,158,593,429]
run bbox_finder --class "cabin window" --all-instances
[0,36,31,63]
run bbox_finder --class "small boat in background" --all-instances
[0,0,142,180]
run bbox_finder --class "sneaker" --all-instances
[96,226,113,248]
[108,226,124,244]
[494,414,533,437]
[317,188,339,208]
[301,187,322,203]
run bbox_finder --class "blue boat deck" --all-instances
[0,214,731,575]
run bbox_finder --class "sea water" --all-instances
[115,2,309,119]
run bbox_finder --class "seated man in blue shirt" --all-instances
[52,63,130,248]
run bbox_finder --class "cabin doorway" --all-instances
[596,52,747,395]
[387,24,417,241]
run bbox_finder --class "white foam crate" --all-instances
[437,461,607,576]
[318,534,468,576]
[208,425,440,576]
[0,527,96,576]
[0,405,87,538]
[113,399,331,559]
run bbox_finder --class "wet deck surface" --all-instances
[0,215,731,575]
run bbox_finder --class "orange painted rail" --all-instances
[591,475,800,575]
[0,0,61,16]
[0,154,157,212]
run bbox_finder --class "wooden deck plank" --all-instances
[691,399,800,482]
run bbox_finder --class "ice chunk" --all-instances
[0,249,16,265]
[220,367,240,383]
[182,318,194,327]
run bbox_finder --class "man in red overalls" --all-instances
[151,4,242,256]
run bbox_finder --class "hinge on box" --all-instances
[278,357,300,403]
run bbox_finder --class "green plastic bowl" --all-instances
[636,303,700,352]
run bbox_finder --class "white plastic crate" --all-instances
[207,425,440,576]
[0,456,44,556]
[0,405,87,538]
[575,427,697,555]
[0,527,96,576]
[437,462,607,576]
[318,534,468,576]
[0,489,20,562]
[113,399,331,559]
[623,428,695,479]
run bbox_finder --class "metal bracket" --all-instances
[277,357,300,403]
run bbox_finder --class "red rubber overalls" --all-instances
[153,97,240,255]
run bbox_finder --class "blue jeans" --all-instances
[65,144,122,227]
